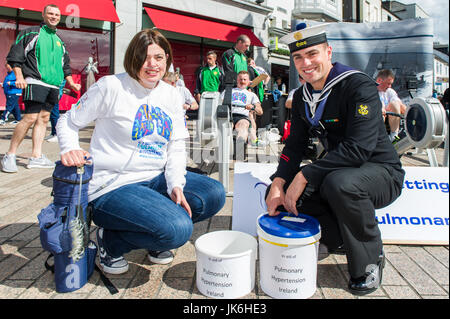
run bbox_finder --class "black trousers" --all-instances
[266,162,404,278]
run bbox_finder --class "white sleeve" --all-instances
[165,138,187,195]
[164,93,189,194]
[287,88,297,101]
[251,92,260,105]
[56,78,108,154]
[183,87,195,105]
[386,88,401,103]
[170,93,190,141]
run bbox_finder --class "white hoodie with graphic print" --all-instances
[57,72,189,202]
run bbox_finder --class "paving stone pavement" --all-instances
[0,119,448,300]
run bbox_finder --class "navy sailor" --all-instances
[265,22,405,295]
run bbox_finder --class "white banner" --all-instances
[232,163,449,245]
[376,167,449,244]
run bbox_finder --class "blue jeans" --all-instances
[90,171,226,257]
[2,94,21,121]
[50,103,60,135]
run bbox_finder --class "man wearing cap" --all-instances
[265,23,405,295]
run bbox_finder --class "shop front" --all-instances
[142,6,265,94]
[0,0,119,112]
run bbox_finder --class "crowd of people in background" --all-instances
[1,7,449,171]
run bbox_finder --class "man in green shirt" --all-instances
[194,51,224,102]
[221,35,251,80]
[1,4,80,173]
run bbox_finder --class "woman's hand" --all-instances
[61,149,91,167]
[171,187,192,218]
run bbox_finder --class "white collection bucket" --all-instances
[257,212,321,299]
[195,230,257,299]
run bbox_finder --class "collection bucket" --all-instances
[195,230,257,299]
[257,212,321,299]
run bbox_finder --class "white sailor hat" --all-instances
[280,22,329,53]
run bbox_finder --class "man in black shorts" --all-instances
[1,4,80,173]
[221,71,263,159]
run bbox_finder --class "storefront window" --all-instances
[56,27,111,110]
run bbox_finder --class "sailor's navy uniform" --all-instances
[268,23,405,294]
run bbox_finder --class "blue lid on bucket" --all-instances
[258,212,320,239]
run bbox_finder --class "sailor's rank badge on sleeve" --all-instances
[355,103,370,119]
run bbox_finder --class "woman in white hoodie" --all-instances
[57,29,226,275]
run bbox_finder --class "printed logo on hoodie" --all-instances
[132,104,173,141]
[132,104,173,159]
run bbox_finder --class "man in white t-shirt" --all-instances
[375,69,407,142]
[221,71,263,145]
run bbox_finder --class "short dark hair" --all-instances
[206,50,217,58]
[376,69,395,80]
[43,4,60,14]
[237,34,250,44]
[124,29,173,82]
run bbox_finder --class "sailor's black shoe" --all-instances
[327,244,346,255]
[348,251,385,296]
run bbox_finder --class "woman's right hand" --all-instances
[61,149,91,167]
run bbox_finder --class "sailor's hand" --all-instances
[266,178,286,216]
[284,171,307,216]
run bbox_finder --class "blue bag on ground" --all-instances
[38,160,95,293]
[53,241,97,292]
[38,204,71,254]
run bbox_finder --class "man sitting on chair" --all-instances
[221,71,263,159]
[375,69,407,143]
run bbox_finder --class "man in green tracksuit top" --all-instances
[222,35,263,100]
[194,51,224,102]
[221,35,251,80]
[1,4,80,173]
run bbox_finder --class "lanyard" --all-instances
[304,92,330,126]
[304,92,330,152]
